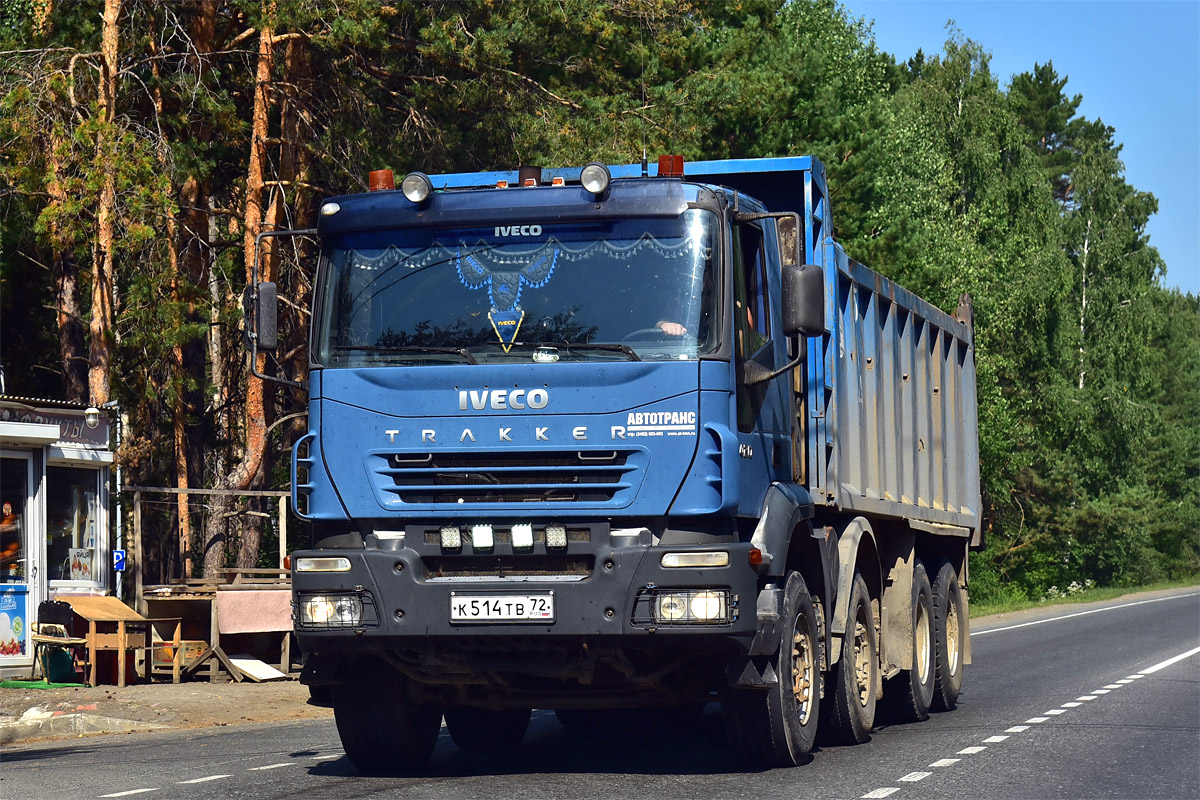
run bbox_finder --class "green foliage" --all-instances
[0,0,1194,587]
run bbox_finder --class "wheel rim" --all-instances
[915,600,932,684]
[852,610,872,708]
[945,598,960,678]
[791,614,816,725]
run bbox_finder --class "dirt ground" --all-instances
[0,678,332,739]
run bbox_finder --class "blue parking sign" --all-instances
[113,549,126,572]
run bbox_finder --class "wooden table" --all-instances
[59,595,149,688]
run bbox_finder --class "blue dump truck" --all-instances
[247,155,981,771]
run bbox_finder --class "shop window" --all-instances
[1,457,28,583]
[47,466,101,584]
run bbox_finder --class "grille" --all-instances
[379,450,637,504]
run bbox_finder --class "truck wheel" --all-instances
[333,658,442,772]
[445,708,531,754]
[883,560,934,723]
[931,561,965,711]
[823,572,877,744]
[723,571,821,766]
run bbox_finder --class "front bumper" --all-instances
[291,525,760,650]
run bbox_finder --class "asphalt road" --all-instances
[4,590,1198,800]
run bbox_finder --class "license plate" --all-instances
[449,593,555,623]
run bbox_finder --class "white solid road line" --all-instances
[972,592,1199,637]
[1141,645,1200,674]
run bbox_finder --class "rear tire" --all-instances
[823,572,877,744]
[931,561,965,711]
[445,707,531,754]
[883,560,934,723]
[332,658,442,773]
[723,571,821,767]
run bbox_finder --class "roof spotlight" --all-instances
[401,171,433,203]
[580,162,611,196]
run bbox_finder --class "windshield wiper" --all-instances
[523,341,641,361]
[334,345,478,364]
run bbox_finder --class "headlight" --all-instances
[656,594,688,621]
[689,590,726,621]
[650,589,733,625]
[298,593,363,628]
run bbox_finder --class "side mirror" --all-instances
[782,264,825,337]
[254,282,279,352]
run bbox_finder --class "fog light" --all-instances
[689,590,726,621]
[656,593,688,620]
[545,524,567,549]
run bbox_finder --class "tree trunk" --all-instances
[46,145,88,402]
[205,16,276,576]
[1077,218,1092,391]
[88,0,122,406]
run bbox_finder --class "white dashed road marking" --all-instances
[99,792,159,798]
[899,772,932,782]
[177,775,231,784]
[248,763,292,771]
[868,643,1200,798]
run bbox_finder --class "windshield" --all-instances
[314,209,718,366]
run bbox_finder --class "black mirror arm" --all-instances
[247,229,315,391]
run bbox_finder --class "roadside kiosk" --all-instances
[0,397,116,680]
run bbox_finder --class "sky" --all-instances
[841,0,1200,296]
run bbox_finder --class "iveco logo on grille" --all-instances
[459,388,549,410]
[494,225,542,237]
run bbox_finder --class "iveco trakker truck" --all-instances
[247,155,981,771]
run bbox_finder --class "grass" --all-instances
[970,576,1200,619]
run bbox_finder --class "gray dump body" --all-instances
[804,248,981,538]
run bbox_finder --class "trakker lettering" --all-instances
[494,225,543,237]
[406,425,587,443]
[459,388,549,410]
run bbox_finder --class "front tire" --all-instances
[823,572,878,744]
[333,657,442,773]
[884,560,935,723]
[723,571,821,767]
[931,561,966,711]
[445,708,531,754]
